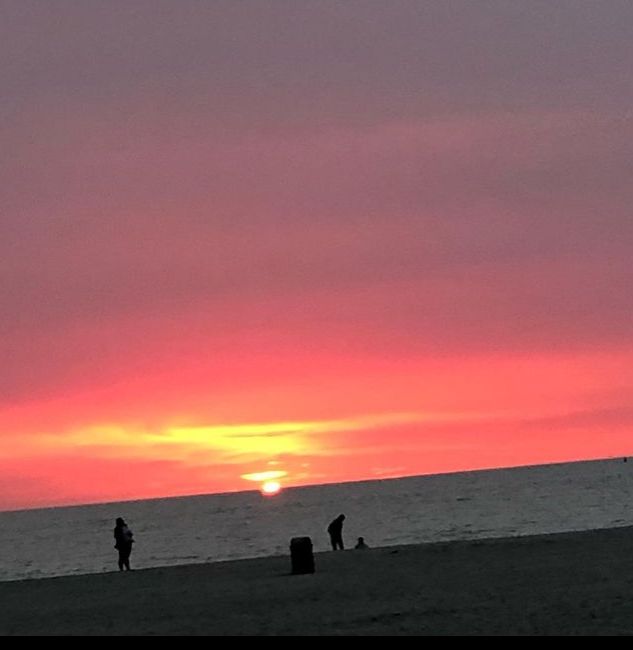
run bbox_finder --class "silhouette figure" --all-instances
[327,514,346,551]
[114,517,135,571]
[355,536,369,549]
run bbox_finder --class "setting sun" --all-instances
[261,481,282,496]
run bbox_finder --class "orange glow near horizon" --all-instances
[2,349,633,511]
[260,481,282,496]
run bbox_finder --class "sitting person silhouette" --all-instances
[355,536,369,549]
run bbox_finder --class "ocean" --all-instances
[1,457,632,582]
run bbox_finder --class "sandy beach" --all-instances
[2,526,633,635]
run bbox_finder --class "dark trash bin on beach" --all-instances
[290,536,315,574]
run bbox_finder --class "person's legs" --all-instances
[330,536,337,551]
[119,547,132,570]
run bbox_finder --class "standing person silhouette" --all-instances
[114,517,135,571]
[327,514,346,551]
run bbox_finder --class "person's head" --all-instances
[115,517,125,527]
[339,514,345,521]
[358,537,364,544]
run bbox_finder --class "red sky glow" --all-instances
[2,1,632,510]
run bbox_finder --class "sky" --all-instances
[1,1,632,510]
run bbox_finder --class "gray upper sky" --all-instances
[1,1,632,401]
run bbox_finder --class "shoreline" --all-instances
[3,525,633,635]
[2,523,630,586]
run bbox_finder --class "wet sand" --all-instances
[2,526,633,635]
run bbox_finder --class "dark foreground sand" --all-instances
[2,526,633,635]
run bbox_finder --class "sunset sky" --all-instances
[2,1,632,510]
